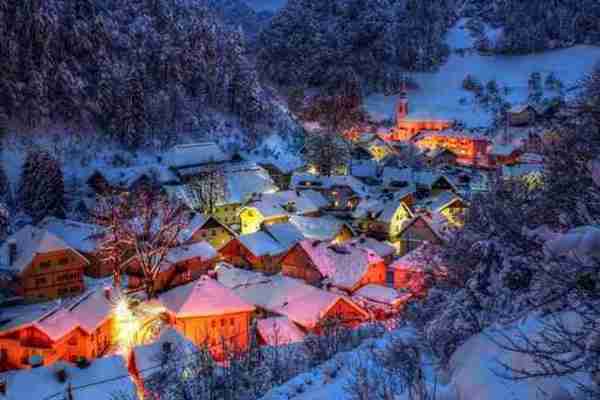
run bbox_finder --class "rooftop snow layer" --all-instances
[159,276,255,318]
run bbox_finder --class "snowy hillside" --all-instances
[365,19,600,128]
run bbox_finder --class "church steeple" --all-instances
[396,74,409,121]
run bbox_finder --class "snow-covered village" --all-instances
[0,1,600,399]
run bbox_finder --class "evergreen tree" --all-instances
[18,150,65,223]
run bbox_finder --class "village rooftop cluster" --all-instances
[0,92,548,399]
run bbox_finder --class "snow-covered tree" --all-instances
[18,150,65,224]
[303,131,350,177]
[94,191,187,298]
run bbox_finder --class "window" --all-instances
[58,258,69,266]
[35,277,47,286]
[39,261,51,269]
[220,319,225,327]
[70,286,80,293]
[68,337,78,346]
[230,318,235,326]
[212,320,216,328]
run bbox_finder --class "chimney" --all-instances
[7,239,17,266]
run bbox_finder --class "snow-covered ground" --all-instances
[365,19,600,128]
[259,315,589,400]
[242,0,287,13]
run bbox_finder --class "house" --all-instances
[239,191,322,235]
[350,236,396,265]
[0,287,114,371]
[86,164,177,195]
[258,162,292,190]
[349,159,381,184]
[352,284,412,319]
[159,276,255,359]
[169,161,279,227]
[382,167,457,198]
[281,240,386,293]
[38,218,108,278]
[353,190,415,241]
[216,264,368,332]
[289,215,355,243]
[0,355,137,400]
[395,216,444,256]
[219,232,287,274]
[126,242,218,293]
[507,104,537,127]
[256,317,306,346]
[179,214,236,250]
[165,142,231,175]
[128,328,197,389]
[490,143,522,166]
[413,130,491,166]
[290,173,367,212]
[263,223,306,252]
[0,226,88,300]
[413,191,469,227]
[390,244,443,297]
[426,147,458,167]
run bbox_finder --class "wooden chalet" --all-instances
[0,288,114,371]
[219,232,287,274]
[216,264,369,332]
[159,276,255,360]
[395,215,444,256]
[126,242,218,293]
[180,214,237,250]
[354,190,415,241]
[281,240,386,293]
[0,226,88,301]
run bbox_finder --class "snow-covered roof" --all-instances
[352,191,414,223]
[299,190,331,209]
[165,242,217,265]
[178,214,236,243]
[353,284,409,306]
[508,103,536,114]
[298,240,383,291]
[216,265,367,329]
[291,173,368,197]
[263,223,305,251]
[159,276,255,318]
[132,328,197,377]
[87,164,178,187]
[0,356,136,400]
[414,191,465,214]
[247,191,322,218]
[289,215,353,242]
[165,142,231,170]
[224,164,279,204]
[237,231,286,257]
[390,243,443,272]
[0,225,89,274]
[38,217,105,254]
[350,236,396,259]
[257,317,305,346]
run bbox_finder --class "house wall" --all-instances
[128,257,216,293]
[84,253,112,279]
[334,226,354,243]
[220,241,282,274]
[189,226,234,250]
[318,299,366,330]
[396,220,442,256]
[214,203,241,227]
[19,250,86,301]
[172,311,252,360]
[356,261,386,291]
[281,246,323,285]
[239,208,264,235]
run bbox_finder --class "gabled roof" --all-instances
[257,317,305,346]
[165,142,231,170]
[414,191,466,214]
[0,225,89,274]
[159,276,255,318]
[86,164,178,188]
[353,284,409,306]
[179,214,236,243]
[237,231,286,257]
[244,190,324,219]
[350,236,396,259]
[353,192,414,224]
[263,223,305,251]
[0,287,114,341]
[289,215,354,242]
[397,215,444,242]
[297,240,383,291]
[291,173,369,197]
[38,217,105,254]
[216,265,367,329]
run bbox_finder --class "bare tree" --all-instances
[94,191,188,298]
[187,164,228,215]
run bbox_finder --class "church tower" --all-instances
[396,75,409,122]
